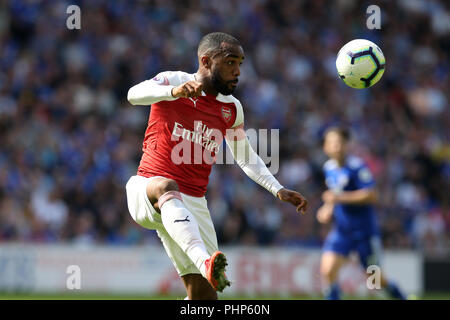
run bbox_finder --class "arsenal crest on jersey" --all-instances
[221,106,232,122]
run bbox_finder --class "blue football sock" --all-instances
[386,281,406,300]
[325,282,341,300]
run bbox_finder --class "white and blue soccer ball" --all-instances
[336,39,385,89]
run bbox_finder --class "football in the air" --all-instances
[336,39,385,89]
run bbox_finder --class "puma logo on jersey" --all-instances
[174,216,190,223]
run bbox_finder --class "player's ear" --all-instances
[200,56,211,69]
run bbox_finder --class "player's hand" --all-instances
[277,188,308,214]
[317,203,334,224]
[322,190,338,204]
[171,81,203,98]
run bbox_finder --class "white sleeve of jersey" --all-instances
[127,71,191,106]
[231,98,244,128]
[225,136,284,197]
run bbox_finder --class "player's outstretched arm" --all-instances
[225,124,307,214]
[127,67,204,107]
[128,79,203,105]
[127,79,177,106]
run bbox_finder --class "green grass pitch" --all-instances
[0,292,449,300]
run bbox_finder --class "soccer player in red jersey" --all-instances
[126,32,307,299]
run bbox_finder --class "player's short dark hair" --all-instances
[197,32,241,58]
[323,126,351,143]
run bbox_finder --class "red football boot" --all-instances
[204,251,231,292]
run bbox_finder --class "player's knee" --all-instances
[153,179,182,211]
[147,178,180,208]
[157,179,179,196]
[320,261,338,280]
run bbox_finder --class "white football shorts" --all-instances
[125,175,219,276]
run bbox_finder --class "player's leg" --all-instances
[320,251,347,300]
[146,177,211,276]
[185,194,230,294]
[320,229,350,300]
[357,236,406,300]
[156,194,230,298]
[157,225,222,299]
[126,175,229,296]
[149,178,230,294]
[380,274,406,299]
[181,274,217,300]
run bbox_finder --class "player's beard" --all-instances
[211,69,236,96]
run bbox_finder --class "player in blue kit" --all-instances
[317,127,406,300]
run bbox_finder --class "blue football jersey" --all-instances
[323,156,379,237]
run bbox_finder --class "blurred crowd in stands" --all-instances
[0,0,449,256]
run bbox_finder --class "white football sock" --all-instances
[160,198,209,276]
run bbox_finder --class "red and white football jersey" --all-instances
[137,71,244,197]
